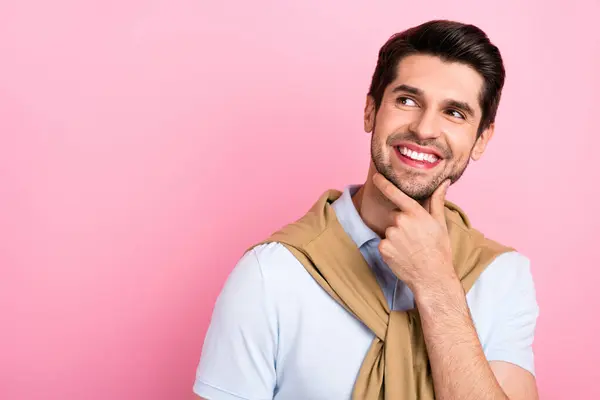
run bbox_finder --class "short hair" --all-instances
[368,20,506,135]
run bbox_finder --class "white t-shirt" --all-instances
[194,186,539,400]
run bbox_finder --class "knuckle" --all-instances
[379,241,394,260]
[386,226,402,243]
[378,239,389,255]
[384,227,395,239]
[394,213,403,226]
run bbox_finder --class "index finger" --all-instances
[372,172,421,213]
[427,179,451,227]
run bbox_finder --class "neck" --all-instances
[352,169,428,238]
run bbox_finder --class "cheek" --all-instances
[375,107,412,136]
[445,128,477,159]
[448,154,470,171]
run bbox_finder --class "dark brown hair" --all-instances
[368,20,506,135]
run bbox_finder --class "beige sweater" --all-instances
[253,190,512,399]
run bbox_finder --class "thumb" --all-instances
[430,180,451,225]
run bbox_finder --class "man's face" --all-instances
[365,54,494,201]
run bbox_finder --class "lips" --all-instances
[393,144,443,169]
[392,142,443,159]
[397,146,439,163]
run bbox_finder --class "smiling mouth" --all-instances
[396,145,440,164]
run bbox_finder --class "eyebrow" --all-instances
[391,84,423,96]
[390,84,476,118]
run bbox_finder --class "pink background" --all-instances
[1,1,599,399]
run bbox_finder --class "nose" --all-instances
[409,108,441,140]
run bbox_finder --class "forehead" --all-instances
[388,54,484,113]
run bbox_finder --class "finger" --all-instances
[429,180,451,226]
[372,172,421,213]
[423,197,432,214]
[378,238,396,260]
[392,211,404,227]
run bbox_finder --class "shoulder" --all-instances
[467,250,539,329]
[226,242,302,282]
[202,243,301,334]
[469,250,537,301]
[243,242,307,278]
[480,250,534,285]
[249,241,300,264]
[232,242,314,295]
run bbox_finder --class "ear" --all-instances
[471,123,495,161]
[364,95,376,133]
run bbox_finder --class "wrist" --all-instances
[413,275,465,313]
[410,257,458,296]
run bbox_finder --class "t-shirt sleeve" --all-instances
[194,248,277,400]
[482,252,540,376]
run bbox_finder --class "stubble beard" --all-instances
[370,132,471,202]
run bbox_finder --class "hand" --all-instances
[372,173,457,294]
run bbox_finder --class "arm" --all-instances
[371,174,539,400]
[414,279,538,400]
[192,247,277,400]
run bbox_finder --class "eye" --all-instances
[446,109,465,119]
[396,96,418,107]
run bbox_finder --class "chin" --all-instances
[386,177,435,201]
[400,186,435,201]
[373,159,448,200]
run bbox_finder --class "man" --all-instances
[194,19,539,400]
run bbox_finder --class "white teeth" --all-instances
[398,146,438,163]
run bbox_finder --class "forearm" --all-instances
[414,279,508,400]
